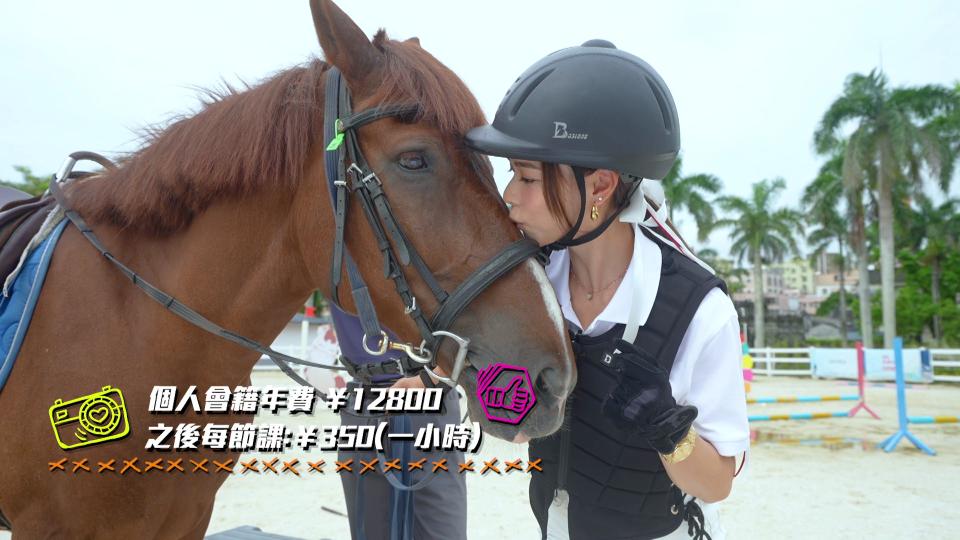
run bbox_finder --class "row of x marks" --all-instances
[48,457,544,476]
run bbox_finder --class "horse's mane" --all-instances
[69,30,486,236]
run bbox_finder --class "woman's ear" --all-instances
[587,169,621,205]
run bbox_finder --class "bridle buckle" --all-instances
[360,172,380,186]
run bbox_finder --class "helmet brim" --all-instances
[464,125,557,162]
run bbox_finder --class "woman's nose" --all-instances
[503,178,520,208]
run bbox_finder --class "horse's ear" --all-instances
[405,37,421,47]
[310,0,382,96]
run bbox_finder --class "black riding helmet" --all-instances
[466,40,681,251]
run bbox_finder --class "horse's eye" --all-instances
[398,152,428,171]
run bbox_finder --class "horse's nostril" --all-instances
[535,373,549,393]
[534,367,565,407]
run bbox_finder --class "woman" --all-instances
[465,40,749,539]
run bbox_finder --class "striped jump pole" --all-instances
[904,349,956,425]
[908,416,960,424]
[747,395,859,404]
[749,411,850,422]
[746,342,880,423]
[849,341,881,419]
[879,337,935,456]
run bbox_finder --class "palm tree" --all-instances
[803,153,852,346]
[903,196,960,344]
[849,183,875,347]
[814,69,958,347]
[925,82,960,184]
[661,155,723,242]
[713,178,804,347]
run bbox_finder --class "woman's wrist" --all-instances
[660,425,697,464]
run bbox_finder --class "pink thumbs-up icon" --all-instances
[476,363,537,425]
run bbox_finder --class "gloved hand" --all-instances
[601,339,698,454]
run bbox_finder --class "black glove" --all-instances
[601,339,698,454]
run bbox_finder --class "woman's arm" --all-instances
[660,435,735,503]
[661,290,749,503]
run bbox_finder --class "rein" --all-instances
[48,152,337,390]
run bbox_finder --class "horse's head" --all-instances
[299,0,575,440]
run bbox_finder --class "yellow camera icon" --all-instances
[49,385,130,450]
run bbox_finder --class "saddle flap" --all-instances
[0,197,57,284]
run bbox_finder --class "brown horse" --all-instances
[0,1,574,537]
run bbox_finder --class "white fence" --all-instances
[750,347,960,383]
[750,348,812,377]
[931,349,960,383]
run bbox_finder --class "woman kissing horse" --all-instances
[0,1,574,537]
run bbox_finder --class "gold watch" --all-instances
[660,426,697,464]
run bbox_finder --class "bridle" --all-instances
[44,66,540,391]
[322,66,540,386]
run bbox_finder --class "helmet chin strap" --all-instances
[542,168,640,256]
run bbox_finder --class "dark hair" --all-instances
[540,164,632,227]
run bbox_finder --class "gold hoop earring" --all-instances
[590,204,599,221]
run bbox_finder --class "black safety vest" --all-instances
[529,228,727,540]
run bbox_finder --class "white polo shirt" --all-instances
[543,223,750,540]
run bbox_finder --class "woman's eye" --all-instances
[508,167,535,183]
[399,152,427,171]
[507,165,536,183]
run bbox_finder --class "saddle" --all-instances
[0,187,57,285]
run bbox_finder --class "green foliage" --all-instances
[814,69,960,344]
[712,178,804,266]
[308,290,328,316]
[1,166,50,197]
[661,156,723,242]
[941,303,960,347]
[814,71,958,192]
[895,283,935,343]
[806,337,847,348]
[697,247,746,294]
[838,249,960,346]
[816,291,842,317]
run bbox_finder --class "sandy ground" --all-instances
[4,373,958,539]
[205,373,960,539]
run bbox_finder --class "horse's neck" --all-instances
[116,189,315,367]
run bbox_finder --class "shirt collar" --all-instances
[545,224,662,335]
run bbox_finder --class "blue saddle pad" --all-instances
[0,219,68,394]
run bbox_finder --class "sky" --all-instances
[2,0,958,259]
